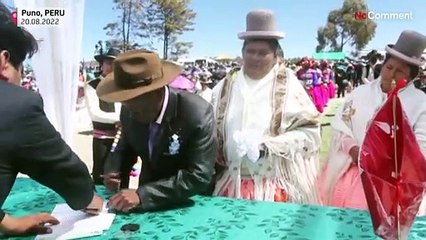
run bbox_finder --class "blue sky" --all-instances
[5,0,426,60]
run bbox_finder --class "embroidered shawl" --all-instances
[212,64,321,204]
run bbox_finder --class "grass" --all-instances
[319,99,344,165]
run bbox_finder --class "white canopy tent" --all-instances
[14,0,85,145]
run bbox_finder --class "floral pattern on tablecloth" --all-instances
[2,178,426,240]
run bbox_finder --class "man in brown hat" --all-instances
[321,30,426,212]
[97,50,216,212]
[84,47,121,185]
[212,9,321,204]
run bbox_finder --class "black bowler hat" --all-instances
[94,48,120,64]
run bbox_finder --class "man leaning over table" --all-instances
[0,13,103,236]
[97,50,217,213]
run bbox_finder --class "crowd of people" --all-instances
[73,35,424,118]
[294,58,336,113]
[2,4,426,238]
[73,10,426,211]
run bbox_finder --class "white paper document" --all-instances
[35,203,115,240]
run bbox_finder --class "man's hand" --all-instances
[0,213,59,236]
[108,190,140,213]
[102,172,121,192]
[83,193,104,215]
[349,146,360,165]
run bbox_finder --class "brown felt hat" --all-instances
[96,50,181,102]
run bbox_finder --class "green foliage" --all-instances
[168,35,193,61]
[316,0,376,54]
[145,0,196,59]
[103,0,149,51]
[101,0,195,59]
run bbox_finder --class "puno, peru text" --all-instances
[21,9,65,17]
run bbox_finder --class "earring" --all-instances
[391,79,397,89]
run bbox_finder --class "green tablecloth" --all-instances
[2,178,426,240]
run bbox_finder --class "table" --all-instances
[2,178,426,240]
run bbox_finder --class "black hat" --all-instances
[94,48,120,63]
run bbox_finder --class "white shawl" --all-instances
[212,64,322,204]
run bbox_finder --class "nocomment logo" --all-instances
[354,11,413,21]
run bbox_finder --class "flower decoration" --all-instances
[168,133,181,155]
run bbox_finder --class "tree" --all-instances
[168,35,193,61]
[106,39,143,50]
[103,0,150,51]
[315,0,376,54]
[146,0,196,59]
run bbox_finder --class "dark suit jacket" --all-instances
[0,81,94,221]
[104,88,217,212]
